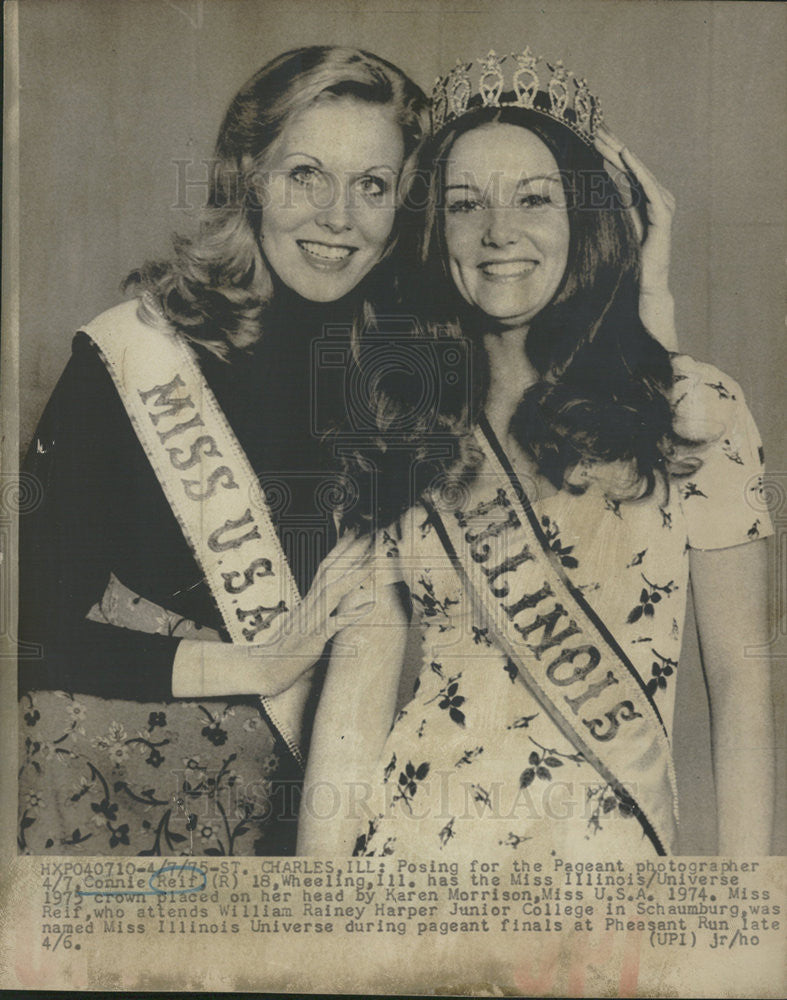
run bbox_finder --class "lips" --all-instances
[478,259,538,280]
[297,239,356,262]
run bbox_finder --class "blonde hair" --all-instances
[127,46,427,355]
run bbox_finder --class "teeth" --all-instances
[299,241,353,261]
[480,261,537,277]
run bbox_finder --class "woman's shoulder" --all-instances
[60,298,152,390]
[30,297,175,452]
[48,328,117,410]
[78,295,169,345]
[26,331,137,480]
[67,297,156,358]
[666,357,771,548]
[669,353,744,402]
[668,354,752,444]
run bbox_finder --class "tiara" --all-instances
[431,48,603,144]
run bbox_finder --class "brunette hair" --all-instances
[400,106,694,497]
[126,46,427,356]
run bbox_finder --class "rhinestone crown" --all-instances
[431,48,603,144]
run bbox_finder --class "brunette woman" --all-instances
[300,50,774,858]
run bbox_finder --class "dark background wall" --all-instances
[14,0,786,852]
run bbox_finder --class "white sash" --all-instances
[82,299,311,766]
[424,418,678,854]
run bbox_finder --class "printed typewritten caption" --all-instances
[7,854,784,994]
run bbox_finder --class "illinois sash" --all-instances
[82,298,310,766]
[423,416,678,854]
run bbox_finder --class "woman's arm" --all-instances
[297,580,409,855]
[594,127,678,351]
[19,339,372,702]
[19,343,184,700]
[172,528,378,697]
[690,539,774,854]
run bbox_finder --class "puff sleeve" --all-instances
[670,356,774,551]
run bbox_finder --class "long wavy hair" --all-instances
[126,46,428,357]
[399,106,695,499]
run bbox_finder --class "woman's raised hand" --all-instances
[171,527,380,699]
[246,527,379,695]
[595,125,678,352]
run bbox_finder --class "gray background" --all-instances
[14,0,786,852]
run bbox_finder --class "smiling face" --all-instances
[443,123,570,327]
[258,97,405,302]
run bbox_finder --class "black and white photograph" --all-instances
[1,0,784,994]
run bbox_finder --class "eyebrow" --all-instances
[445,174,557,192]
[281,152,323,166]
[280,152,399,174]
[360,164,399,175]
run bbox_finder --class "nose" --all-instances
[315,178,353,234]
[482,206,519,248]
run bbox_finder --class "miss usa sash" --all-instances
[82,299,310,767]
[423,417,678,854]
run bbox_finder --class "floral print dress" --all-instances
[353,357,773,859]
[18,577,283,856]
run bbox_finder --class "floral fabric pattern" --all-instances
[19,575,284,856]
[18,692,281,856]
[354,357,773,858]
